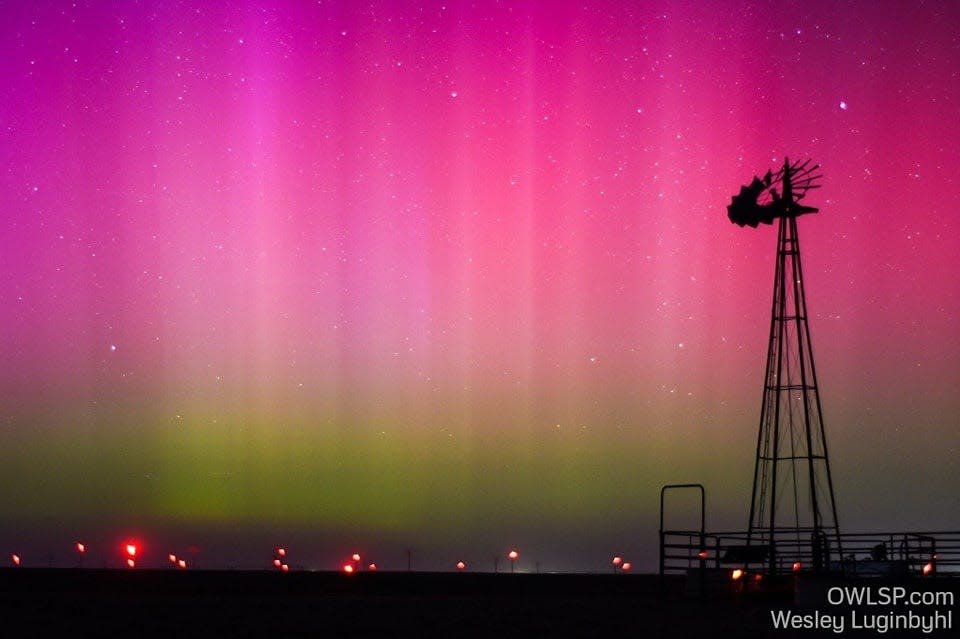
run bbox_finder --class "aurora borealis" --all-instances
[1,1,958,571]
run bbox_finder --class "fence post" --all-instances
[659,483,707,589]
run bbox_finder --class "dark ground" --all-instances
[0,569,954,637]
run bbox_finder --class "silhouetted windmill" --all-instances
[728,158,841,575]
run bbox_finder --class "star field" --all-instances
[0,1,958,571]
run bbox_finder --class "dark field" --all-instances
[0,569,779,638]
[1,569,955,637]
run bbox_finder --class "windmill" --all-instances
[728,158,841,575]
[728,158,821,227]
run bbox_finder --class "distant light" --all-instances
[12,554,20,566]
[76,543,86,554]
[351,553,361,562]
[277,547,286,557]
[367,563,377,571]
[343,564,354,574]
[127,559,136,568]
[753,573,763,582]
[923,562,933,576]
[280,564,289,572]
[612,556,623,566]
[178,559,187,569]
[125,543,138,558]
[169,554,177,564]
[839,100,848,111]
[792,562,802,572]
[456,561,466,571]
[731,569,744,581]
[273,559,282,568]
[621,562,632,572]
[697,551,708,561]
[507,550,519,572]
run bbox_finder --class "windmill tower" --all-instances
[728,158,841,575]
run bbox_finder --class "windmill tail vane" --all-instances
[727,158,822,228]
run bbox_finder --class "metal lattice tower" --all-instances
[728,158,842,575]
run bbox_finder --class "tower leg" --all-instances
[746,209,841,575]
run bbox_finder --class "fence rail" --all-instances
[660,530,960,578]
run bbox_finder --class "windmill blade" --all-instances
[793,169,822,184]
[792,171,823,190]
[793,176,823,189]
[789,159,818,175]
[794,184,822,195]
[791,165,821,183]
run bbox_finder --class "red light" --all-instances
[273,559,282,568]
[697,551,708,560]
[125,543,138,558]
[792,562,802,572]
[731,569,744,581]
[178,559,187,569]
[351,553,361,562]
[343,564,354,574]
[277,547,286,557]
[923,562,933,576]
[456,561,466,571]
[280,564,289,572]
[127,558,136,568]
[76,543,86,554]
[367,563,377,571]
[508,550,519,560]
[169,554,177,564]
[612,556,623,566]
[12,554,20,566]
[621,562,632,572]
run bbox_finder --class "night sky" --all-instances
[1,1,958,572]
